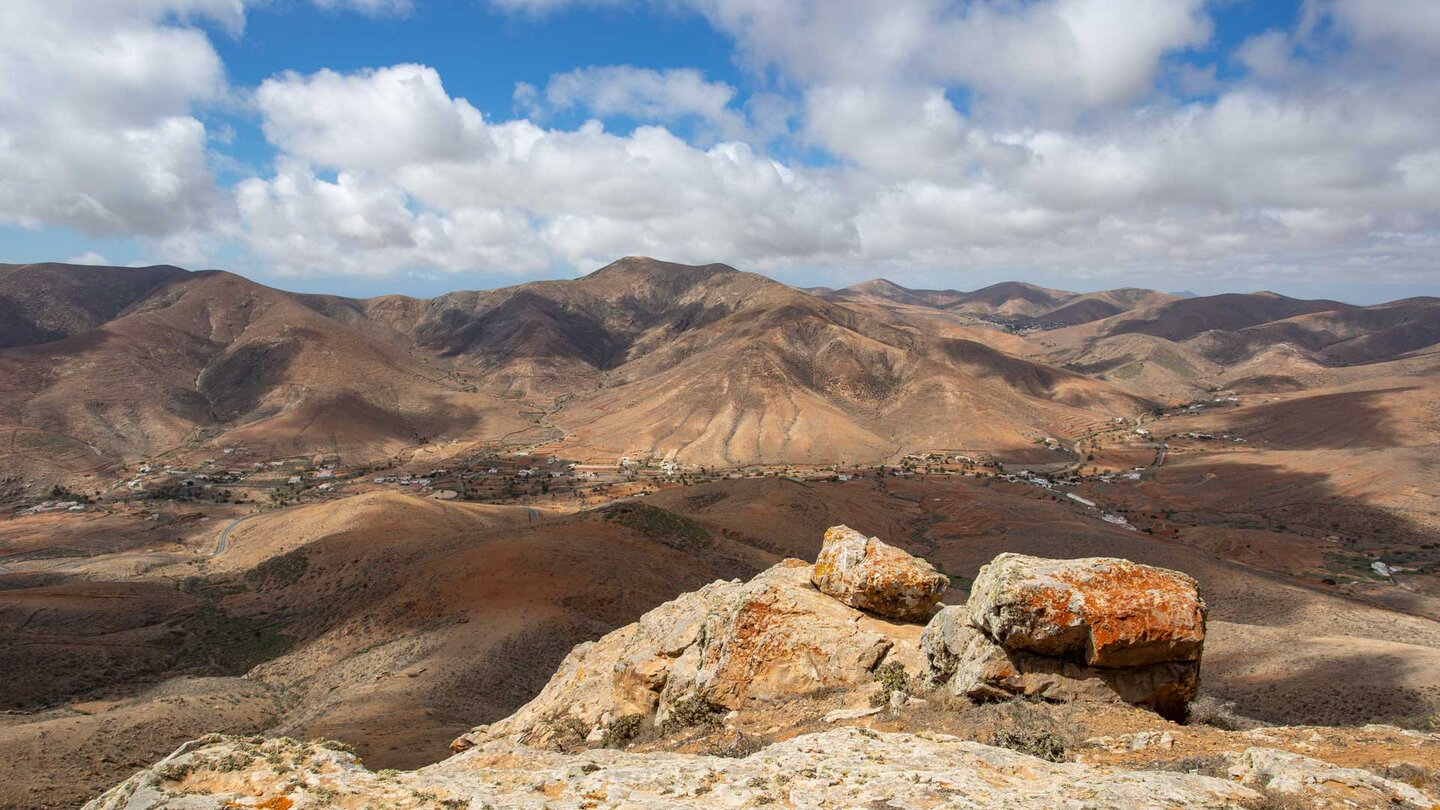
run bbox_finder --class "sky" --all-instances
[1,0,1438,303]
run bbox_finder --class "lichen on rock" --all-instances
[810,524,949,621]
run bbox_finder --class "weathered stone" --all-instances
[810,525,949,621]
[1225,747,1438,809]
[87,728,1261,810]
[453,559,924,751]
[966,552,1206,667]
[924,617,1199,720]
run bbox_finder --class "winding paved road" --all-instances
[212,514,254,557]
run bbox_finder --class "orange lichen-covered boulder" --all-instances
[922,609,1200,720]
[811,525,949,622]
[965,553,1206,668]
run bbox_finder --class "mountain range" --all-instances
[2,257,1437,496]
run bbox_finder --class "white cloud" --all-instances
[0,0,236,236]
[64,250,110,266]
[256,64,491,170]
[311,0,414,16]
[4,0,1439,295]
[522,66,746,138]
[235,159,551,276]
[240,66,859,275]
[1308,0,1440,58]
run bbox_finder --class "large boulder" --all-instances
[811,525,949,621]
[966,553,1206,667]
[923,553,1207,721]
[454,559,925,751]
[923,614,1199,719]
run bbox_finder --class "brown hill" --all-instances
[0,263,189,348]
[820,278,970,308]
[1189,297,1440,367]
[1102,291,1354,342]
[2,258,1433,486]
[525,262,1147,465]
[824,278,1176,330]
[945,281,1074,318]
[0,258,1161,483]
[0,269,533,486]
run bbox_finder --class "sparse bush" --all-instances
[870,661,911,708]
[987,701,1072,763]
[1148,754,1229,778]
[545,714,591,750]
[1187,693,1260,731]
[1243,788,1310,810]
[317,738,355,754]
[662,693,722,732]
[1380,761,1433,789]
[991,726,1068,762]
[601,715,644,748]
[705,733,766,758]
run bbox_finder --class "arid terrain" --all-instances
[1,258,1437,808]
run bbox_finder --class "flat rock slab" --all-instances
[86,729,1261,810]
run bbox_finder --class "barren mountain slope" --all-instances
[944,280,1075,318]
[6,464,1440,808]
[1188,296,1440,367]
[0,263,190,349]
[540,273,1149,465]
[198,491,782,768]
[1035,287,1180,327]
[1100,291,1355,342]
[819,278,970,308]
[0,270,533,486]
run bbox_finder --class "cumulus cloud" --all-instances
[239,65,857,275]
[0,0,418,242]
[257,64,490,170]
[5,0,1440,294]
[518,66,746,138]
[0,0,236,236]
[311,0,414,15]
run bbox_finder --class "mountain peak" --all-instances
[587,256,738,279]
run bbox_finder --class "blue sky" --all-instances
[2,0,1438,303]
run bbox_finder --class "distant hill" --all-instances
[0,259,1157,488]
[0,263,189,348]
[1,258,1432,486]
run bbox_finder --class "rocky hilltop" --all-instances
[87,529,1440,809]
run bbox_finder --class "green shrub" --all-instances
[663,693,722,732]
[870,661,911,708]
[601,715,644,748]
[987,701,1072,762]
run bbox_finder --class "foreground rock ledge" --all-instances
[454,559,926,751]
[811,524,949,621]
[86,728,1262,810]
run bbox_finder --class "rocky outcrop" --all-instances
[965,553,1206,667]
[811,525,949,621]
[86,540,1440,810]
[924,553,1206,720]
[1225,747,1438,809]
[87,728,1262,810]
[453,559,925,751]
